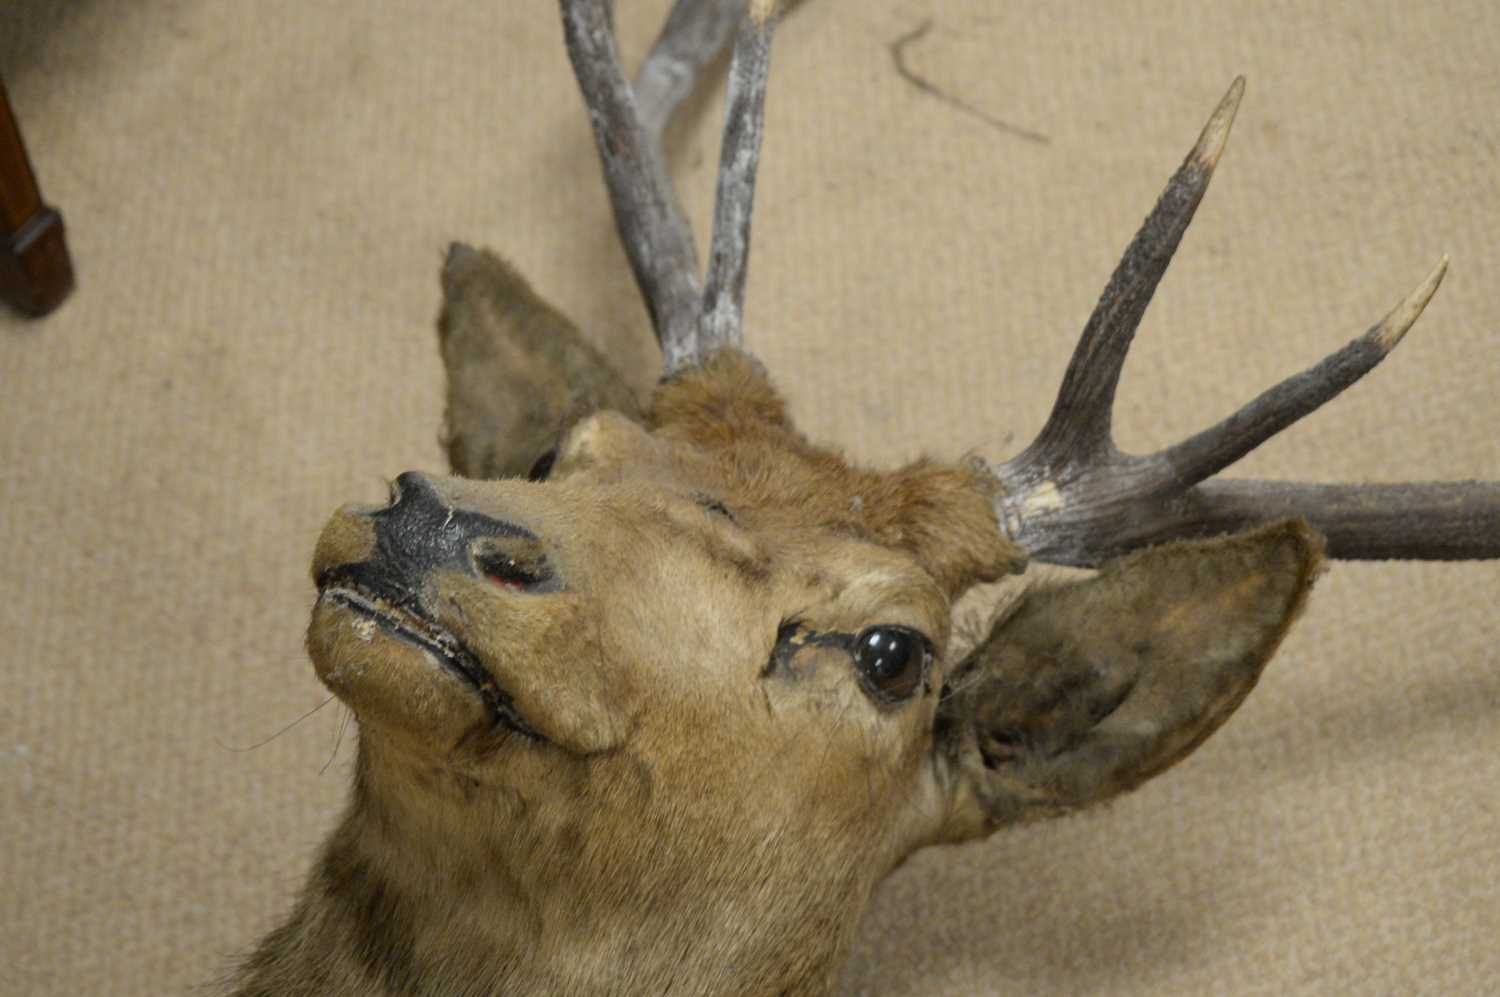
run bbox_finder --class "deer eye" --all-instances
[527,446,558,482]
[853,626,930,704]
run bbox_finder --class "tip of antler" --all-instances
[749,0,780,27]
[1190,76,1246,172]
[1372,256,1449,350]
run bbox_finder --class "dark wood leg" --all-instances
[1,75,73,317]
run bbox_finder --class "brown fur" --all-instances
[438,244,641,480]
[937,520,1324,836]
[650,350,1028,596]
[228,323,1325,995]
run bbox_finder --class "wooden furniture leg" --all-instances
[1,76,73,317]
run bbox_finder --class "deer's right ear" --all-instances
[932,521,1323,841]
[438,244,642,480]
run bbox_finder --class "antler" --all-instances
[633,0,744,140]
[984,78,1500,565]
[561,0,776,374]
[564,8,1498,565]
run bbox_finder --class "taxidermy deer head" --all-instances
[228,2,1499,995]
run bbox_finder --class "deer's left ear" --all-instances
[438,244,641,480]
[932,520,1323,841]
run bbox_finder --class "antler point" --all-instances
[1373,256,1449,351]
[1191,76,1246,171]
[749,0,780,28]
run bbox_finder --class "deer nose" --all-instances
[374,471,487,573]
[333,472,553,601]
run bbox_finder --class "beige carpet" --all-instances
[3,1,1498,994]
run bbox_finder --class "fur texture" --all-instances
[227,265,1326,996]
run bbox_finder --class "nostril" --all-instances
[472,536,554,591]
[480,556,540,590]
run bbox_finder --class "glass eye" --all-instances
[853,626,930,704]
[527,446,558,482]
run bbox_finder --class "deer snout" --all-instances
[316,471,556,601]
[308,471,580,744]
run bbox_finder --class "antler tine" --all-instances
[986,78,1500,567]
[699,2,779,357]
[564,0,780,374]
[1018,77,1245,473]
[1145,258,1448,490]
[634,0,743,141]
[561,0,705,367]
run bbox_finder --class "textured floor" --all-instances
[2,2,1497,994]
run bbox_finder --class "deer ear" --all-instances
[934,520,1324,839]
[438,244,642,480]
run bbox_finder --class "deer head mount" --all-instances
[228,2,1498,995]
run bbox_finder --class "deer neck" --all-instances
[231,733,876,996]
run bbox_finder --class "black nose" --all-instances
[378,471,526,573]
[323,472,548,605]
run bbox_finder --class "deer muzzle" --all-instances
[309,471,560,740]
[322,471,556,595]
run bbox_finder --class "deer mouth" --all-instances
[317,576,544,740]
